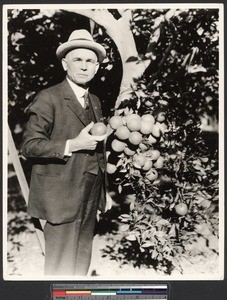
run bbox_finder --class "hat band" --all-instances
[69,38,93,42]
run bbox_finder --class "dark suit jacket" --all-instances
[21,79,106,224]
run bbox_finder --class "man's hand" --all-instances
[68,122,107,152]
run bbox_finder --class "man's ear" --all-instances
[61,58,68,71]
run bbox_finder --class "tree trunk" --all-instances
[61,8,177,109]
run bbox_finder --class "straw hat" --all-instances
[56,29,106,63]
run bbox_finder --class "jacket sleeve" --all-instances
[21,90,68,161]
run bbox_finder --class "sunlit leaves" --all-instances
[8,8,219,274]
[109,8,219,274]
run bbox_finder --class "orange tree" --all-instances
[73,8,219,273]
[8,8,219,273]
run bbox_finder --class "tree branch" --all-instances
[61,9,117,30]
[147,21,178,90]
[62,8,138,63]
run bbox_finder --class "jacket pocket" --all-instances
[28,173,70,223]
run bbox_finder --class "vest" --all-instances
[83,97,105,175]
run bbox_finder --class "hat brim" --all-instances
[56,40,106,63]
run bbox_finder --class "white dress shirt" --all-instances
[64,77,89,156]
[66,77,88,108]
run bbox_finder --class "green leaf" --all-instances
[117,159,124,167]
[139,247,145,253]
[126,234,137,241]
[200,157,209,163]
[151,249,158,259]
[120,214,131,219]
[156,219,170,226]
[141,241,154,248]
[120,224,130,232]
[157,253,163,261]
[155,231,166,238]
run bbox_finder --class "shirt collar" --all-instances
[66,76,88,98]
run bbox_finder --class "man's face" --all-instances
[62,48,99,87]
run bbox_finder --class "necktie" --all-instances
[83,91,89,110]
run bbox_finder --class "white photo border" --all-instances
[2,3,225,281]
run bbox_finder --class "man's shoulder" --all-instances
[38,80,66,96]
[26,80,67,113]
[89,92,100,103]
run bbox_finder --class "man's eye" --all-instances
[71,58,96,65]
[87,60,96,64]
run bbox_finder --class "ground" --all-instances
[6,169,220,280]
[6,214,220,280]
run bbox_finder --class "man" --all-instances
[21,29,109,276]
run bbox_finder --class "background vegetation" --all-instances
[8,8,219,275]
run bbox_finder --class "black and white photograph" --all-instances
[3,3,224,280]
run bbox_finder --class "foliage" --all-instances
[7,8,219,274]
[8,9,119,140]
[105,9,219,273]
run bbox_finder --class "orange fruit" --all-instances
[127,120,141,131]
[194,223,205,234]
[126,114,141,123]
[115,125,130,140]
[139,143,148,151]
[151,124,161,138]
[146,149,160,161]
[142,159,153,171]
[126,114,141,131]
[109,116,123,129]
[175,203,188,216]
[91,122,107,136]
[199,199,211,209]
[141,114,155,124]
[151,150,161,160]
[128,131,143,145]
[124,146,135,156]
[111,139,126,152]
[153,156,164,168]
[140,120,154,135]
[156,112,166,123]
[106,163,117,174]
[133,153,147,168]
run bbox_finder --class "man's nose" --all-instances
[80,61,87,70]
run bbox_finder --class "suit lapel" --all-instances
[61,79,87,126]
[89,94,102,122]
[61,79,103,125]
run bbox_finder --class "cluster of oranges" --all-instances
[106,113,167,182]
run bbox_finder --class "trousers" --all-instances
[43,170,103,276]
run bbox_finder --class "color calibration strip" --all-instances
[52,284,168,299]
